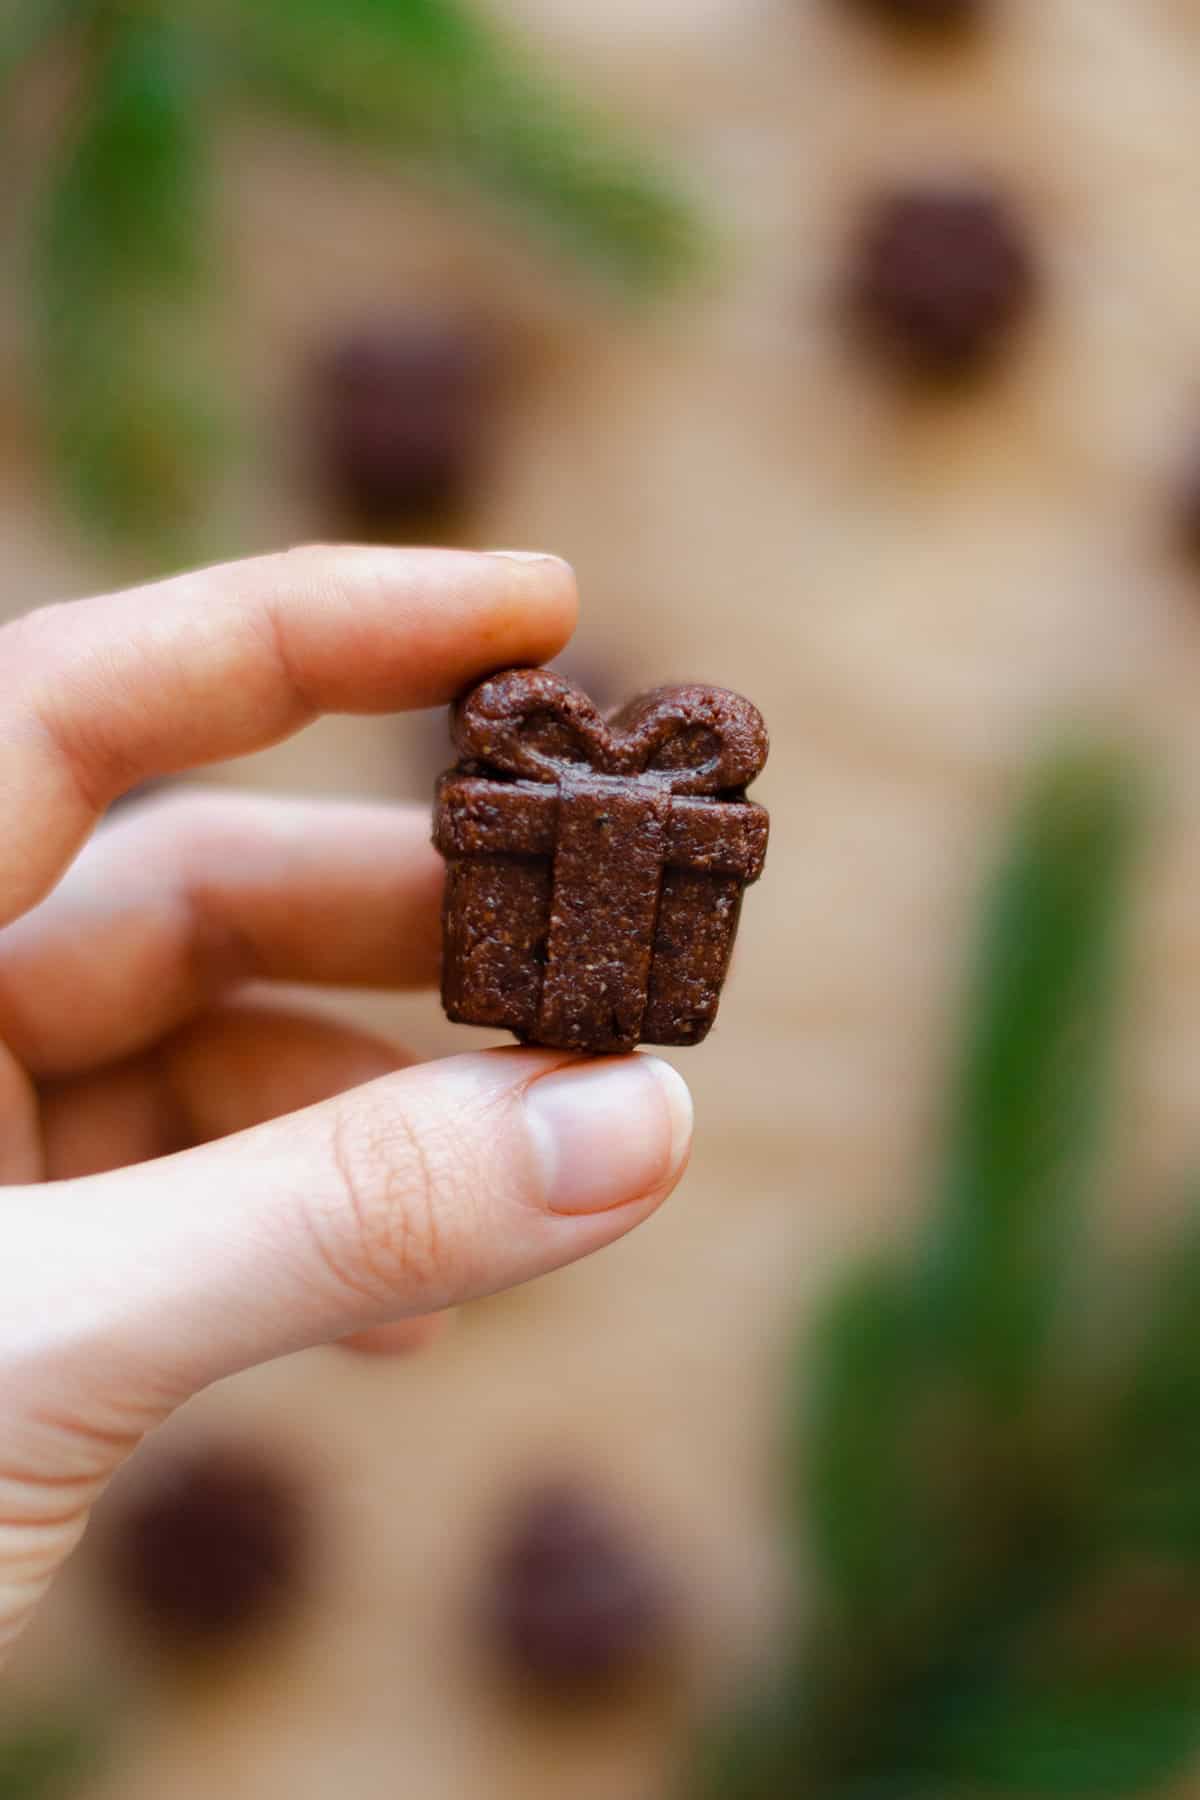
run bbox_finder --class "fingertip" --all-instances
[525,1052,693,1217]
[283,544,579,710]
[478,550,579,670]
[641,1055,694,1191]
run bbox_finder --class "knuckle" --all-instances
[317,1093,469,1309]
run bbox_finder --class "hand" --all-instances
[0,546,692,1660]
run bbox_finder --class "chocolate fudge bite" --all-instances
[485,1484,674,1693]
[434,668,769,1054]
[311,319,497,534]
[847,184,1037,379]
[104,1444,310,1647]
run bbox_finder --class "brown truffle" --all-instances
[434,668,769,1054]
[847,184,1036,378]
[311,320,496,532]
[105,1445,309,1646]
[486,1485,673,1692]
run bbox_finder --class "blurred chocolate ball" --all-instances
[847,185,1037,379]
[106,1445,309,1646]
[844,0,981,30]
[311,320,498,535]
[1176,443,1200,560]
[486,1484,673,1693]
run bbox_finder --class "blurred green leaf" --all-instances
[689,749,1153,1800]
[916,749,1140,1411]
[213,0,701,292]
[777,1550,1200,1800]
[12,0,701,545]
[1099,1200,1200,1556]
[920,1670,1200,1797]
[0,1716,97,1800]
[796,752,1140,1623]
[34,9,222,546]
[800,1259,952,1626]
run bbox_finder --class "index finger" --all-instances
[0,545,576,925]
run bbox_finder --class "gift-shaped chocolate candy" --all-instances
[434,668,768,1053]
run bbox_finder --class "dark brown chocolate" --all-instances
[434,669,769,1053]
[847,184,1037,378]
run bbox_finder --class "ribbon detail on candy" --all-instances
[452,668,768,796]
[436,669,769,1053]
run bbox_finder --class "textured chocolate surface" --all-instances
[485,1484,673,1692]
[434,669,768,1053]
[848,185,1037,378]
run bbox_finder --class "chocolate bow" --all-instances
[453,669,768,797]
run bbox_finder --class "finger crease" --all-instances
[307,1111,397,1310]
[260,589,319,725]
[389,1109,445,1300]
[28,702,106,823]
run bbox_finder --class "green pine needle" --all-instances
[800,748,1141,1630]
[917,747,1140,1411]
[800,1257,954,1630]
[35,9,223,549]
[920,1669,1200,1798]
[13,0,700,546]
[1098,1199,1200,1558]
[687,746,1174,1800]
[211,0,702,294]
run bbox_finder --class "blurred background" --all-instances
[9,2,1200,1796]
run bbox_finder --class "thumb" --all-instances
[0,1048,689,1659]
[6,1048,692,1418]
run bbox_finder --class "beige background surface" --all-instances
[9,2,1200,1794]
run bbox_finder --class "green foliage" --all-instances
[35,8,221,549]
[920,1669,1200,1797]
[800,1257,951,1630]
[687,747,1200,1800]
[0,1716,98,1800]
[1100,1203,1200,1558]
[918,749,1139,1410]
[11,0,700,547]
[211,0,699,293]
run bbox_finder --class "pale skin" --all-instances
[0,545,693,1660]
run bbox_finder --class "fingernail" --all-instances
[526,1056,693,1215]
[486,549,567,565]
